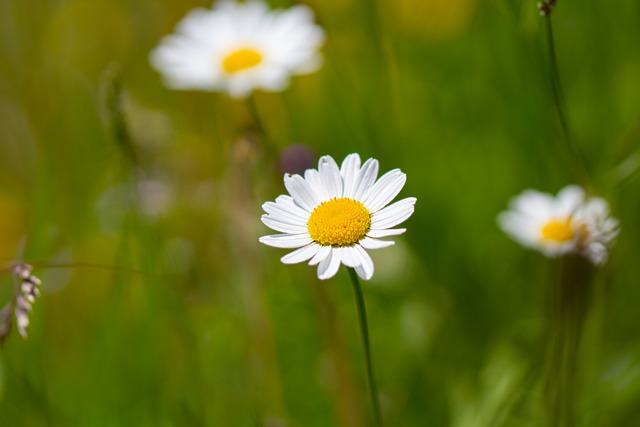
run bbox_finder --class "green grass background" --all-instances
[1,0,640,425]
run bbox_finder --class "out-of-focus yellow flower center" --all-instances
[308,198,371,247]
[540,217,575,243]
[222,48,263,74]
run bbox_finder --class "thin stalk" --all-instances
[545,256,593,427]
[245,95,278,159]
[101,63,139,167]
[543,16,591,186]
[246,94,266,136]
[347,268,383,427]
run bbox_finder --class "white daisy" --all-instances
[498,185,619,265]
[149,0,325,98]
[259,154,417,280]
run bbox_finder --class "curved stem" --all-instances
[544,16,591,186]
[347,268,383,427]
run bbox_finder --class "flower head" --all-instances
[259,154,416,280]
[149,0,325,98]
[498,185,619,265]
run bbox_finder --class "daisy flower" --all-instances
[149,0,325,98]
[259,154,417,280]
[498,185,619,265]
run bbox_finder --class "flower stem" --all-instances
[245,95,278,159]
[347,268,383,427]
[246,94,266,136]
[543,16,591,186]
[545,256,593,427]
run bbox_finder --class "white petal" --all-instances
[261,211,307,227]
[318,155,343,199]
[259,233,312,248]
[557,185,585,214]
[284,174,320,212]
[263,200,309,221]
[339,246,362,268]
[274,195,310,214]
[359,237,395,249]
[281,243,321,264]
[224,76,255,98]
[304,169,328,201]
[340,153,361,199]
[353,158,379,200]
[367,228,406,238]
[510,190,554,220]
[362,169,407,212]
[276,195,295,204]
[261,215,307,233]
[353,245,374,280]
[317,249,341,280]
[580,196,608,217]
[252,65,290,92]
[174,8,219,44]
[497,212,539,247]
[294,54,323,74]
[309,244,331,265]
[370,197,416,229]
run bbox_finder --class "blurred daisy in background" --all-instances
[498,185,619,265]
[260,154,416,280]
[149,0,325,98]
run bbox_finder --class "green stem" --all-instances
[546,257,593,427]
[102,63,139,167]
[347,268,383,427]
[544,16,591,186]
[246,95,266,136]
[245,95,278,159]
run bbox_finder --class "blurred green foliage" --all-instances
[1,0,640,426]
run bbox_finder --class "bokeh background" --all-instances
[1,0,640,426]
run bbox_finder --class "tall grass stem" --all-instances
[544,17,591,186]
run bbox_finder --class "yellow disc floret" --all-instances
[540,217,575,243]
[222,48,263,74]
[308,198,371,247]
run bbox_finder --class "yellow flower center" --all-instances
[540,217,575,243]
[308,198,371,247]
[222,48,263,74]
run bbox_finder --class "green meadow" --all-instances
[1,0,639,426]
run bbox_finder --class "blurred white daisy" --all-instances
[149,0,325,98]
[259,154,417,280]
[498,185,619,265]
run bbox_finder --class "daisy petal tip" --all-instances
[280,254,300,265]
[355,266,373,281]
[317,267,338,280]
